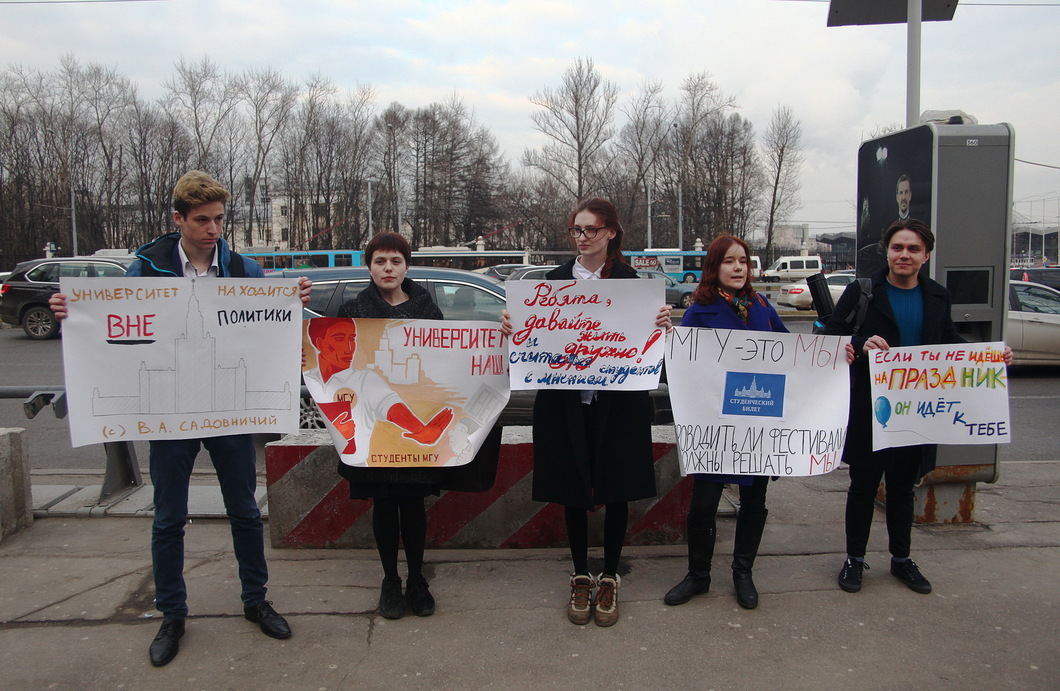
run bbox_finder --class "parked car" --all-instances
[1008,280,1060,366]
[636,269,697,308]
[284,265,672,426]
[0,256,135,339]
[778,272,857,311]
[505,265,561,281]
[476,263,533,281]
[1010,267,1060,291]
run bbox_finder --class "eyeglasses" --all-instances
[568,226,606,239]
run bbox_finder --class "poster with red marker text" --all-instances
[505,279,666,391]
[867,342,1011,451]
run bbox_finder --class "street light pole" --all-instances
[367,179,374,234]
[70,185,79,256]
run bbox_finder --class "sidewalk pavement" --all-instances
[2,460,1057,690]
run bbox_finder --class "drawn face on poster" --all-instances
[303,317,509,468]
[856,126,934,278]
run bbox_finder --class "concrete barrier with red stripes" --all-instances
[265,428,695,549]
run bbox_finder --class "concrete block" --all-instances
[0,428,33,540]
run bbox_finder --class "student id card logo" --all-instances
[721,372,785,418]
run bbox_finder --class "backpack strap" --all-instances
[850,278,873,335]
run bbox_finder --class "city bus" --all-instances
[625,249,706,283]
[625,248,761,283]
[240,246,530,274]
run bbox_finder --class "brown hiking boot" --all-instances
[593,574,620,627]
[567,574,595,625]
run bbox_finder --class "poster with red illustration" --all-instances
[505,279,666,391]
[303,317,509,468]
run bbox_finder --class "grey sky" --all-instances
[2,0,1057,238]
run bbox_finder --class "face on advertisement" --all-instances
[896,178,912,218]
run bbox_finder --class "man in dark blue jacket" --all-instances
[52,171,310,667]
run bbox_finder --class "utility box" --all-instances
[856,122,1015,523]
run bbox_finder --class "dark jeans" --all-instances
[150,434,267,619]
[845,450,921,559]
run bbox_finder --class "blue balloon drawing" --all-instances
[874,396,892,428]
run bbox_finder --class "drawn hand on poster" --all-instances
[387,403,454,445]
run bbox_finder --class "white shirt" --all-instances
[572,257,601,403]
[177,241,219,277]
[303,366,401,466]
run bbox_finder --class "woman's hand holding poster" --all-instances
[505,279,666,391]
[666,327,852,477]
[303,318,509,468]
[867,342,1011,451]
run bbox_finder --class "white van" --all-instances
[760,255,823,283]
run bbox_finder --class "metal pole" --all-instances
[906,0,922,127]
[70,185,79,256]
[646,180,653,249]
[677,184,684,251]
[367,180,374,234]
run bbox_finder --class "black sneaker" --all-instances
[890,559,932,594]
[378,576,405,619]
[838,557,868,593]
[406,576,436,617]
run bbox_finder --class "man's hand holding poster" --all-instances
[867,342,1011,451]
[505,279,665,391]
[666,327,851,477]
[60,277,303,447]
[303,318,509,468]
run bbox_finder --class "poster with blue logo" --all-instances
[666,327,852,477]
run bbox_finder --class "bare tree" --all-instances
[523,58,618,200]
[239,67,298,247]
[762,106,803,258]
[163,56,241,171]
[615,81,672,245]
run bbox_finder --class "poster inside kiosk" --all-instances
[867,342,1011,451]
[59,277,303,447]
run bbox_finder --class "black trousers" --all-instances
[844,450,921,559]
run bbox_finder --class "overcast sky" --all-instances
[2,0,1058,240]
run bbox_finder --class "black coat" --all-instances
[530,259,657,509]
[822,268,964,475]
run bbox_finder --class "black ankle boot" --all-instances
[664,571,711,606]
[664,523,715,606]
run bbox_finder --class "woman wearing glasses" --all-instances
[502,198,671,627]
[664,234,792,611]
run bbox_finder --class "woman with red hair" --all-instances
[664,234,787,611]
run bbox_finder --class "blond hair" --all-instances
[172,170,231,217]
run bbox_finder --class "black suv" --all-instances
[0,256,135,339]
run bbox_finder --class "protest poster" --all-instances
[505,278,666,391]
[867,341,1011,451]
[666,327,852,476]
[60,277,303,447]
[303,318,509,468]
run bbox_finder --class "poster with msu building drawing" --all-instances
[60,277,302,447]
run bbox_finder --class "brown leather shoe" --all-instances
[593,574,620,627]
[567,574,594,625]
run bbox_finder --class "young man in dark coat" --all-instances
[823,218,1011,595]
[51,171,311,666]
